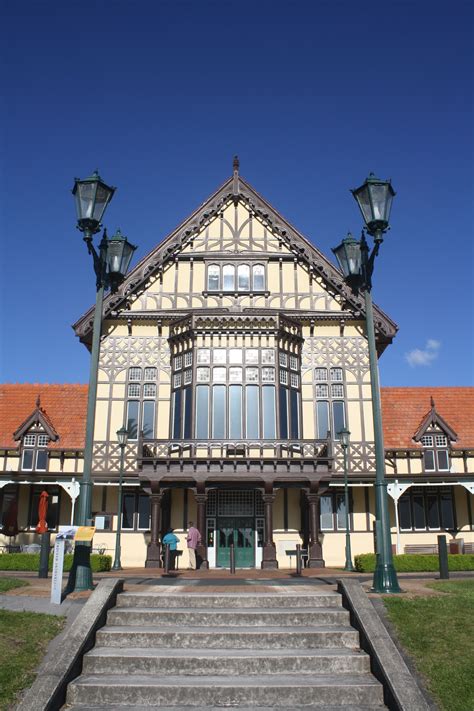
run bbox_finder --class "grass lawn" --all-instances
[0,577,30,593]
[384,579,474,711]
[0,610,65,710]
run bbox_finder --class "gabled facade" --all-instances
[1,165,473,566]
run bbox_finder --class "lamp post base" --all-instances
[372,562,401,593]
[65,544,94,593]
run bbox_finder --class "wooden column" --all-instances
[145,486,163,568]
[195,492,209,569]
[306,491,325,568]
[261,491,278,569]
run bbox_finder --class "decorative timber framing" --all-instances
[72,170,398,351]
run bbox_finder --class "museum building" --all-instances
[1,165,473,567]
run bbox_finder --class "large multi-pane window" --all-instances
[21,433,49,471]
[195,347,277,439]
[278,350,300,439]
[320,490,352,531]
[206,263,266,292]
[420,433,450,472]
[121,489,151,530]
[126,367,157,440]
[399,487,454,531]
[315,367,346,440]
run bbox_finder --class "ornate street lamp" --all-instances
[332,173,400,594]
[70,172,136,592]
[338,427,354,572]
[112,426,129,571]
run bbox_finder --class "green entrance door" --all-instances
[216,517,255,568]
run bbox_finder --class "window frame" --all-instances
[319,490,353,532]
[420,430,451,473]
[205,261,268,293]
[398,487,455,532]
[21,433,50,472]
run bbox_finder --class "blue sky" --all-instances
[1,0,473,387]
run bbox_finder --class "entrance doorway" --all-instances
[217,516,254,567]
[206,489,264,568]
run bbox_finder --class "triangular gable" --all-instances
[413,397,458,442]
[13,397,59,442]
[73,165,398,345]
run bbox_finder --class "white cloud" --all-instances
[405,340,441,367]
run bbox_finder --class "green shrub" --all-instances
[354,553,474,573]
[0,553,111,572]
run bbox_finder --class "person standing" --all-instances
[162,528,179,570]
[186,521,201,570]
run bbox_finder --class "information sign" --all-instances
[75,526,96,542]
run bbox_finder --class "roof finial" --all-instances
[430,396,435,409]
[36,394,41,408]
[232,155,240,200]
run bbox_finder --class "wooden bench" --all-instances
[404,544,438,555]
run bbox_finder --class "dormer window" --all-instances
[421,434,450,472]
[413,398,456,474]
[22,433,49,471]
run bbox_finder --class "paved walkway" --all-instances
[1,568,472,616]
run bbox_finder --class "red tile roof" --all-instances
[0,384,88,450]
[381,387,474,449]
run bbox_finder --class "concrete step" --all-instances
[116,591,343,609]
[107,606,350,627]
[83,646,370,675]
[66,706,386,710]
[67,673,385,707]
[96,624,360,649]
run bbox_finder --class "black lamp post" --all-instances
[71,172,136,592]
[112,426,128,571]
[338,427,354,572]
[332,173,400,594]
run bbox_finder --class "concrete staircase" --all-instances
[65,586,387,710]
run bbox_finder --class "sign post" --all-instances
[50,537,66,605]
[50,526,81,604]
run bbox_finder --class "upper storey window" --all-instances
[206,263,266,292]
[421,434,450,472]
[208,265,220,291]
[22,433,49,471]
[126,366,157,440]
[314,367,346,440]
[278,348,301,439]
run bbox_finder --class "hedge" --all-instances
[0,553,112,572]
[354,553,474,573]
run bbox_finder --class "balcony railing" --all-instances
[139,438,331,464]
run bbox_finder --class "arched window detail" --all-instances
[237,264,250,291]
[208,265,220,291]
[223,264,235,291]
[253,264,265,290]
